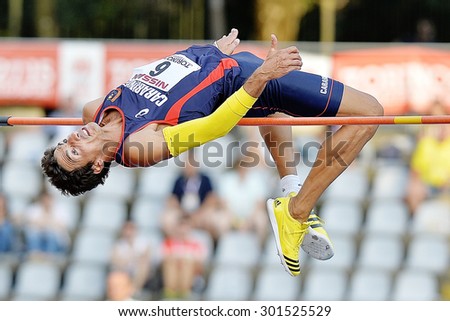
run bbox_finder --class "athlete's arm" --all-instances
[163,34,303,157]
[163,87,257,156]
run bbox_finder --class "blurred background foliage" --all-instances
[0,0,449,42]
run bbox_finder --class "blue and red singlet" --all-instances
[93,44,344,166]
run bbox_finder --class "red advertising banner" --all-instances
[0,42,58,107]
[332,46,450,115]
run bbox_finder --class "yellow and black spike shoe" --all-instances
[266,197,311,276]
[301,209,334,260]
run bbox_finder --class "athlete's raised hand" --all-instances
[258,34,303,81]
[242,34,303,98]
[214,28,240,55]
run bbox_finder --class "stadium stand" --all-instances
[12,260,61,301]
[391,269,439,300]
[61,263,107,300]
[347,268,392,301]
[203,265,253,301]
[0,263,12,300]
[253,266,301,300]
[0,125,448,301]
[301,267,348,301]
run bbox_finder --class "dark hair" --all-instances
[41,146,111,196]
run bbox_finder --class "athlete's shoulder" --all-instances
[82,97,105,124]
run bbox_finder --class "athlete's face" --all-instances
[54,122,105,172]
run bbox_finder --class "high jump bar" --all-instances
[1,115,450,126]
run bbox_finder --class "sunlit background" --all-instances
[0,0,449,301]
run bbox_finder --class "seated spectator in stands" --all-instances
[22,191,71,257]
[110,221,152,296]
[405,103,450,213]
[161,216,207,299]
[0,193,17,254]
[218,155,270,244]
[161,152,231,241]
[106,270,135,301]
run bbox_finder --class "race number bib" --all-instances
[130,54,201,92]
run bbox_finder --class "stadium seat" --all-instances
[197,136,235,180]
[370,164,409,201]
[13,260,60,300]
[71,229,115,265]
[53,195,81,232]
[203,266,253,300]
[410,199,450,237]
[294,132,321,164]
[347,268,392,301]
[404,234,449,275]
[253,266,301,300]
[0,263,12,300]
[214,231,261,269]
[6,129,49,164]
[391,269,439,300]
[365,200,409,236]
[61,263,107,300]
[301,267,348,301]
[136,159,180,199]
[1,161,43,200]
[81,197,127,234]
[90,166,136,201]
[5,195,31,220]
[130,196,165,231]
[309,234,357,271]
[322,164,369,203]
[319,199,364,237]
[357,234,404,272]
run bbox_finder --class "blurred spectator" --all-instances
[110,221,152,296]
[0,193,17,254]
[405,103,450,213]
[441,271,450,301]
[396,18,437,43]
[22,191,71,257]
[161,216,207,299]
[414,18,436,42]
[218,156,270,244]
[161,153,231,242]
[106,270,136,301]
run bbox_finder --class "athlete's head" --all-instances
[41,123,112,196]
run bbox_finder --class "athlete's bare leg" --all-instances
[289,85,383,222]
[259,113,298,179]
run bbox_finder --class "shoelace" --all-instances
[289,220,312,248]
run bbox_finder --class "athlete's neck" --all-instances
[98,110,123,159]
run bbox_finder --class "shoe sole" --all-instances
[301,227,334,260]
[266,199,296,277]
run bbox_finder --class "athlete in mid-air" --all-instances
[42,29,383,276]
